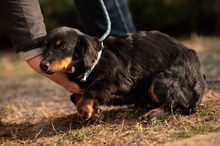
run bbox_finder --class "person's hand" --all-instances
[65,66,76,74]
[56,72,83,94]
[26,54,83,94]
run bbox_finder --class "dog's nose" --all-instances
[40,61,50,71]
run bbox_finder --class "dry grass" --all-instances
[0,36,220,146]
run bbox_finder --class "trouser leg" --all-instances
[74,0,136,37]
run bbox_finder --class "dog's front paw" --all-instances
[76,98,103,121]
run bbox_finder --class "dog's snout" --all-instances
[40,61,50,71]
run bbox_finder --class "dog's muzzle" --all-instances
[40,61,54,74]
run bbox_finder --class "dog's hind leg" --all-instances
[140,102,170,121]
[140,71,189,121]
[139,77,172,121]
[143,65,205,121]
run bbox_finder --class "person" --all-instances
[74,0,136,38]
[0,0,136,94]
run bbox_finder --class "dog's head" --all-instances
[40,26,102,74]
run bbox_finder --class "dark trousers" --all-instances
[75,0,136,37]
[0,0,136,53]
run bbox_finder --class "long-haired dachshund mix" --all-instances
[40,27,206,121]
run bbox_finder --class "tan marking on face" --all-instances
[44,40,48,45]
[56,40,61,45]
[48,57,72,72]
[149,82,160,104]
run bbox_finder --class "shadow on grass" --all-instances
[0,106,149,141]
[2,86,219,142]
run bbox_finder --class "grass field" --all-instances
[0,35,220,146]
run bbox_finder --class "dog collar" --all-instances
[80,42,104,82]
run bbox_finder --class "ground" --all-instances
[0,35,219,146]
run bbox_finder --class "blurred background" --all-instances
[1,0,220,49]
[0,0,219,80]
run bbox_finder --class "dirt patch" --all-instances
[0,36,220,145]
[165,132,220,146]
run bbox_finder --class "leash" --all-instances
[206,79,219,84]
[98,0,111,42]
[80,0,111,82]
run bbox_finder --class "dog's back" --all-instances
[101,31,206,118]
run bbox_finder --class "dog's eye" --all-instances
[60,45,66,50]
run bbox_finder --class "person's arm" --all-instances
[26,54,83,94]
[0,0,82,94]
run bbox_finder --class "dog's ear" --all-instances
[76,35,101,70]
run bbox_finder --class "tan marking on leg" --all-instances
[149,82,160,104]
[76,97,96,121]
[72,94,82,105]
[142,102,167,118]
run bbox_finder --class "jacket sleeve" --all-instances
[0,0,47,55]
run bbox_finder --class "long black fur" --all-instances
[40,27,206,120]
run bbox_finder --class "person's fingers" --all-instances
[65,66,75,73]
[64,82,84,94]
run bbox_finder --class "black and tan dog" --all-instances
[40,26,206,121]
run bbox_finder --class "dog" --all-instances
[40,26,206,121]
